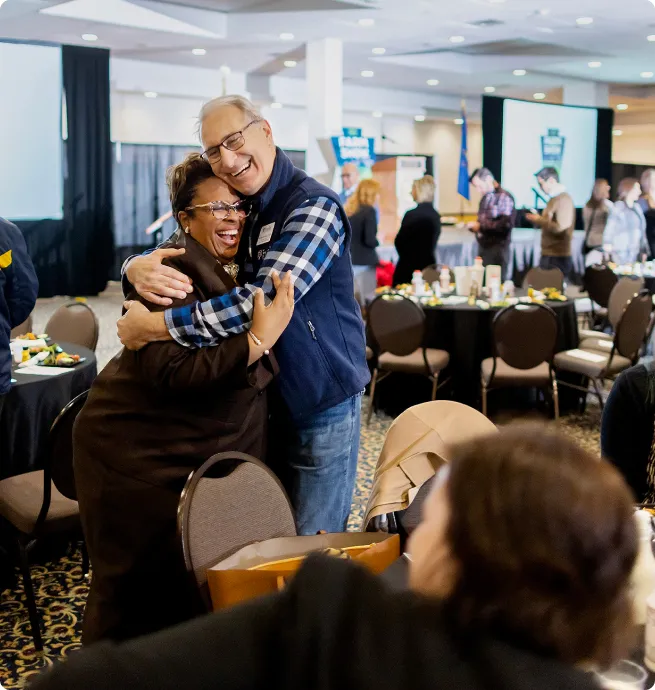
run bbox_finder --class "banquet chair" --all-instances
[481,304,559,419]
[366,294,450,425]
[554,290,652,409]
[10,314,33,339]
[523,266,564,291]
[0,389,89,651]
[45,301,99,351]
[363,401,497,540]
[578,276,645,345]
[582,264,618,329]
[177,451,296,610]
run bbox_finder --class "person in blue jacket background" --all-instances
[0,218,39,416]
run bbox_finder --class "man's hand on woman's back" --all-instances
[125,247,194,306]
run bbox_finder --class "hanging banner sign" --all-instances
[331,127,376,167]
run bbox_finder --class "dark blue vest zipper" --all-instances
[308,320,317,340]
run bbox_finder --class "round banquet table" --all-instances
[0,342,97,479]
[421,297,579,405]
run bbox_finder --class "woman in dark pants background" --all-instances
[393,175,440,286]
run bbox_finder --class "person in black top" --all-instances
[346,178,381,301]
[393,175,440,286]
[32,424,637,690]
[601,361,655,502]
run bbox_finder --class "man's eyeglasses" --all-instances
[201,119,261,165]
[185,200,252,221]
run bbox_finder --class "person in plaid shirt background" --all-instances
[117,96,369,535]
[468,168,516,280]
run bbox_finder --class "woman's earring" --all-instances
[184,226,190,234]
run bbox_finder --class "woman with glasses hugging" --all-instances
[73,153,295,644]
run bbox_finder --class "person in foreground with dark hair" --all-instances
[32,424,637,690]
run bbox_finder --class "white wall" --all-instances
[613,125,655,166]
[414,120,483,215]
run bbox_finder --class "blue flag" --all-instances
[457,104,470,200]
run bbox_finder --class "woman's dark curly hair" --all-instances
[166,152,215,229]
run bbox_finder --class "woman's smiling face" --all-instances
[180,177,245,263]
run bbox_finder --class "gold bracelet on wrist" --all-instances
[248,330,269,356]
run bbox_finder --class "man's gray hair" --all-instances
[197,95,262,140]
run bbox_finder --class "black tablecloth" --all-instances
[422,299,579,405]
[0,342,97,478]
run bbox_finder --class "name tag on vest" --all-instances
[257,223,275,246]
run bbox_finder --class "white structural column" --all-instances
[563,81,610,108]
[305,38,343,178]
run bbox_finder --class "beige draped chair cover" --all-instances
[363,401,498,531]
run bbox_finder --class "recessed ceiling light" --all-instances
[284,60,297,68]
[641,71,654,78]
[613,129,623,136]
[372,47,386,55]
[449,35,465,43]
[617,103,629,111]
[414,115,426,122]
[426,79,440,86]
[534,92,546,100]
[144,91,158,99]
[279,32,294,40]
[454,118,464,125]
[271,102,283,109]
[220,64,231,74]
[537,8,551,15]
[361,70,374,77]
[513,69,527,76]
[588,61,602,68]
[82,34,98,41]
[648,35,655,42]
[484,86,496,93]
[192,48,206,56]
[358,18,375,27]
[576,16,593,25]
[372,111,383,118]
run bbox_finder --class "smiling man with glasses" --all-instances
[118,95,369,535]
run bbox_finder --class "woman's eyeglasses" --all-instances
[185,200,251,221]
[201,119,261,165]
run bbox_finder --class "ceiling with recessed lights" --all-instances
[1,0,654,112]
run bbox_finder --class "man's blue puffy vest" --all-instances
[243,149,370,421]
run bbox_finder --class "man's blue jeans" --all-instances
[272,393,362,535]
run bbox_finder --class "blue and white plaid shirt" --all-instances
[164,196,345,348]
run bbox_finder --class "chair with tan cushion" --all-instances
[45,301,99,351]
[480,303,559,419]
[579,276,645,345]
[366,294,450,425]
[177,452,297,610]
[555,290,652,409]
[523,266,564,292]
[363,401,498,536]
[10,314,33,339]
[0,390,89,651]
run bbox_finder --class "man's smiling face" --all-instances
[201,104,277,197]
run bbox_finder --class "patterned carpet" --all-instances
[0,287,602,688]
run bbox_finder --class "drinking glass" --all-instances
[595,660,647,690]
